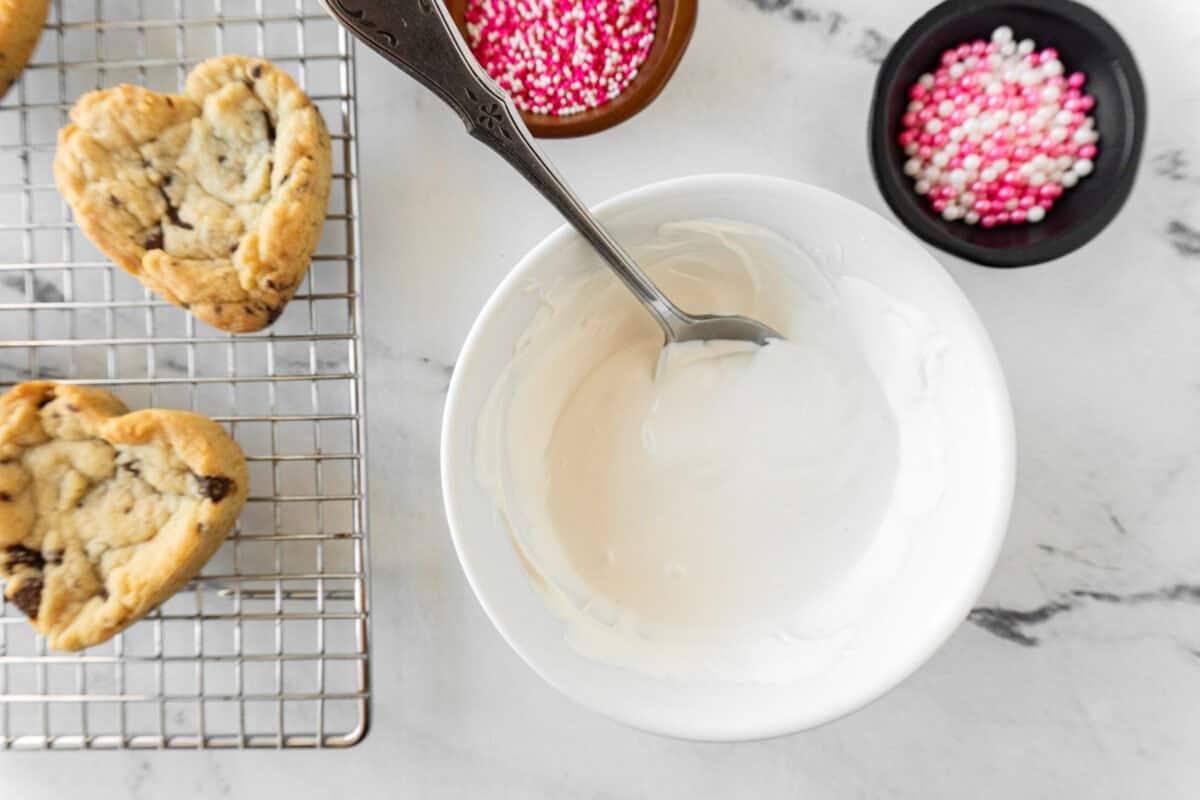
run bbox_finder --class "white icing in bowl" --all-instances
[442,175,1014,739]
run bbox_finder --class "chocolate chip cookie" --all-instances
[54,55,332,333]
[0,0,50,99]
[0,382,248,651]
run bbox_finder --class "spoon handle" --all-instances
[319,0,691,340]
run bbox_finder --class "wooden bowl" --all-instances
[444,0,697,138]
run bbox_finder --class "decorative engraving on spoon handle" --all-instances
[317,1,531,152]
[320,0,691,336]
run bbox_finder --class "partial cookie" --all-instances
[0,0,50,99]
[0,382,248,651]
[54,55,332,333]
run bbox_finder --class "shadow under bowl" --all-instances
[869,0,1146,267]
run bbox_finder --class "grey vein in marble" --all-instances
[0,272,65,303]
[970,583,1200,647]
[1166,220,1200,257]
[740,0,893,64]
[1151,149,1198,183]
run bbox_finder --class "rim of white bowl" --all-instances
[440,173,1016,741]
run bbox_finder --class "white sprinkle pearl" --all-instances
[900,29,1099,228]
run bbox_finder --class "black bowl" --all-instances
[868,0,1146,267]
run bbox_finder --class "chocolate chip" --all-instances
[10,578,42,619]
[196,475,234,502]
[243,305,253,315]
[0,458,11,465]
[280,171,292,185]
[123,505,132,514]
[109,194,121,207]
[162,174,173,187]
[36,394,52,408]
[250,64,263,79]
[120,461,140,477]
[0,492,9,502]
[144,228,165,251]
[98,586,109,601]
[229,244,238,254]
[165,97,174,108]
[158,186,193,231]
[182,302,190,309]
[5,545,43,570]
[214,304,223,313]
[265,279,278,291]
[266,305,284,325]
[262,110,276,144]
[217,155,227,165]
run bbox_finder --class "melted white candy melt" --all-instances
[476,220,948,682]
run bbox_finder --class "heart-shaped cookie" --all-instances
[54,56,332,333]
[0,382,248,651]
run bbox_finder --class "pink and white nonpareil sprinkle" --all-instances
[898,25,1099,227]
[466,0,658,117]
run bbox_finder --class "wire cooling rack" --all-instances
[0,0,369,749]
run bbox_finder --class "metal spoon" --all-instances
[319,0,782,346]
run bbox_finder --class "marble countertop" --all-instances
[4,0,1200,795]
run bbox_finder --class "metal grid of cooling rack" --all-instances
[0,0,369,749]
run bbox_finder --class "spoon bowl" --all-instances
[669,312,782,347]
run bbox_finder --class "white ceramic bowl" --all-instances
[441,174,1014,741]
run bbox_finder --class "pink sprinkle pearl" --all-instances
[897,27,1099,227]
[466,0,658,117]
